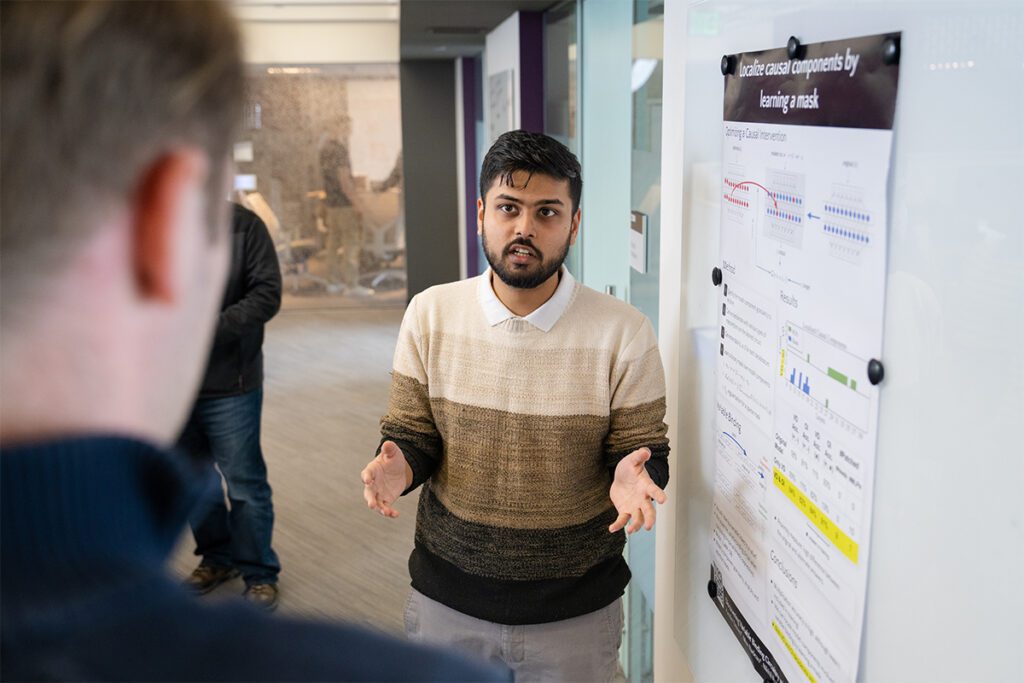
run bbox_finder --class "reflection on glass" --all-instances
[625,3,664,682]
[235,65,406,310]
[544,0,580,276]
[544,1,578,152]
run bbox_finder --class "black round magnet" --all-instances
[707,580,718,599]
[721,54,735,75]
[867,358,885,385]
[882,36,901,65]
[787,36,803,60]
[712,266,723,286]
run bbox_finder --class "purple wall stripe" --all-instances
[461,56,480,277]
[518,11,545,133]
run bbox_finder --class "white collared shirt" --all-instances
[476,266,577,333]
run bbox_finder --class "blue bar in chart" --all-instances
[788,366,812,395]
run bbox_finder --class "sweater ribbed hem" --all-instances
[409,543,631,625]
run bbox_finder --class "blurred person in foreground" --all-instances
[0,3,508,681]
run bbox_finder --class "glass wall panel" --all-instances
[579,0,632,297]
[625,1,664,681]
[544,1,581,278]
[237,64,405,310]
[629,1,664,331]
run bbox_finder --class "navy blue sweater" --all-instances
[1,437,510,682]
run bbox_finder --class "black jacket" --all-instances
[200,204,282,397]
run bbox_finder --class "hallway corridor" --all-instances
[172,306,413,635]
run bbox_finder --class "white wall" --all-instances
[240,22,399,64]
[484,12,522,143]
[654,1,695,680]
[655,1,1024,682]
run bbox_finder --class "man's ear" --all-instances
[476,197,485,236]
[569,208,581,245]
[131,149,209,303]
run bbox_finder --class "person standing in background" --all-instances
[180,202,283,611]
[319,135,372,296]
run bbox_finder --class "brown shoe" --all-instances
[243,582,279,612]
[183,565,239,594]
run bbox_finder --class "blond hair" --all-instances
[1,1,245,301]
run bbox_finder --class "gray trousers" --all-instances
[404,589,626,683]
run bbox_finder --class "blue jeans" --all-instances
[178,388,280,585]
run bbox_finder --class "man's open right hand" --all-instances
[360,441,412,518]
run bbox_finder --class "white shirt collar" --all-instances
[476,266,576,332]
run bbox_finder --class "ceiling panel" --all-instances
[400,0,558,59]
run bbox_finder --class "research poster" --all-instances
[709,33,900,683]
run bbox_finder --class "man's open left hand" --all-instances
[609,447,667,534]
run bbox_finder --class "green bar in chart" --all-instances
[851,380,857,391]
[828,367,849,386]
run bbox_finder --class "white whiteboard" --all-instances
[657,2,1024,681]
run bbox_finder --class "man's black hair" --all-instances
[479,130,582,214]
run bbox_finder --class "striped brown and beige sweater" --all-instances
[380,269,669,625]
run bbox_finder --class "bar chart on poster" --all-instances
[709,33,900,683]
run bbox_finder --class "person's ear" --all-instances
[569,208,581,245]
[477,197,485,236]
[131,149,209,303]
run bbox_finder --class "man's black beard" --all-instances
[482,228,571,290]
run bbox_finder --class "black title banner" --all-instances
[724,33,900,129]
